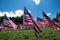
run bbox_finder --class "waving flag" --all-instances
[2,14,12,28]
[2,14,17,30]
[43,12,60,30]
[37,17,44,28]
[53,18,60,26]
[24,7,42,38]
[37,17,42,22]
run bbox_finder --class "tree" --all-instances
[0,15,23,25]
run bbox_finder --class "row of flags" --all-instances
[0,14,22,30]
[23,7,60,38]
[0,7,60,39]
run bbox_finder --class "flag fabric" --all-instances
[3,14,11,27]
[9,20,17,30]
[2,14,17,30]
[24,7,33,29]
[37,17,42,22]
[2,14,12,30]
[17,24,23,30]
[37,17,43,27]
[43,12,60,30]
[37,17,47,28]
[24,7,42,38]
[53,18,60,26]
[0,22,2,31]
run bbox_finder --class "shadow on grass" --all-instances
[53,38,57,40]
[39,35,42,37]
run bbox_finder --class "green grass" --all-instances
[0,27,60,40]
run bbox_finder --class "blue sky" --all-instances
[0,0,60,20]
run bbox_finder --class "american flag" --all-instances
[24,7,42,38]
[37,17,43,22]
[37,17,48,28]
[9,20,17,30]
[43,12,60,30]
[2,14,17,30]
[2,14,12,28]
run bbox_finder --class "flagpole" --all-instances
[22,13,24,40]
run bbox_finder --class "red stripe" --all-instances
[33,26,40,34]
[32,19,42,32]
[24,14,42,38]
[3,20,12,27]
[44,17,60,30]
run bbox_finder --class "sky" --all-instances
[0,0,60,20]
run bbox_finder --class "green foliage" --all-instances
[0,15,23,24]
[0,30,22,40]
[0,16,4,23]
[10,15,23,25]
[0,28,60,40]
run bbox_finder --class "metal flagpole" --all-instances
[22,12,24,40]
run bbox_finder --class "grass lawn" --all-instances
[0,27,60,40]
